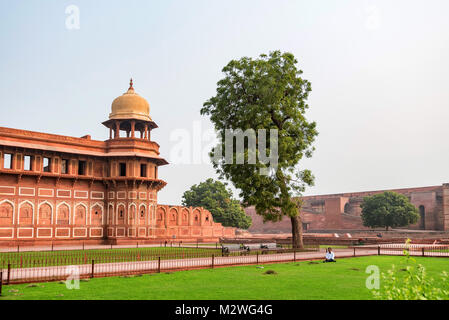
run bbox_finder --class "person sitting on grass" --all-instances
[323,247,336,263]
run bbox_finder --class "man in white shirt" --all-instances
[324,247,336,262]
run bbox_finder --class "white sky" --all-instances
[0,0,448,204]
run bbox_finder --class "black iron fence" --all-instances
[0,249,326,285]
[0,243,319,270]
[0,243,447,287]
[351,244,449,257]
[0,246,221,269]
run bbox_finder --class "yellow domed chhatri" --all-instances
[109,79,151,121]
[102,79,158,141]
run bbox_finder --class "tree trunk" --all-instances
[291,215,304,249]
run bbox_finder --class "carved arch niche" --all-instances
[108,204,114,225]
[91,204,103,226]
[138,204,146,225]
[117,204,126,225]
[19,202,33,225]
[204,211,213,226]
[0,201,14,226]
[56,203,70,225]
[156,207,165,227]
[38,203,52,226]
[74,204,87,226]
[168,208,178,226]
[192,209,201,226]
[181,208,189,226]
[128,204,136,225]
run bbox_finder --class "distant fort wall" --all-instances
[246,184,449,233]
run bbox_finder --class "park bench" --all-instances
[221,244,246,256]
[260,243,278,254]
[243,243,262,251]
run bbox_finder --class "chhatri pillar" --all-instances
[101,79,166,240]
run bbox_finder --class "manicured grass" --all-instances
[0,247,221,269]
[1,256,448,300]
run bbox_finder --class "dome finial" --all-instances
[110,79,151,121]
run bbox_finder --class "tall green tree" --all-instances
[182,178,252,229]
[201,51,318,248]
[361,191,420,231]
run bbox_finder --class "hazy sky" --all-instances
[0,0,448,205]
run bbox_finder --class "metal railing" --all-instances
[0,246,224,270]
[356,243,449,257]
[1,243,447,287]
[0,249,324,285]
[0,246,324,285]
[0,243,320,270]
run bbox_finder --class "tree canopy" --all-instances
[182,178,252,229]
[201,51,318,248]
[360,191,420,231]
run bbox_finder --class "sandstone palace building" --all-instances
[0,80,235,246]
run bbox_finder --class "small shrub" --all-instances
[264,270,277,275]
[373,239,449,300]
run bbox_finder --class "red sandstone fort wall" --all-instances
[0,181,234,245]
[0,127,235,246]
[246,185,448,233]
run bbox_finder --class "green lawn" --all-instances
[1,256,448,300]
